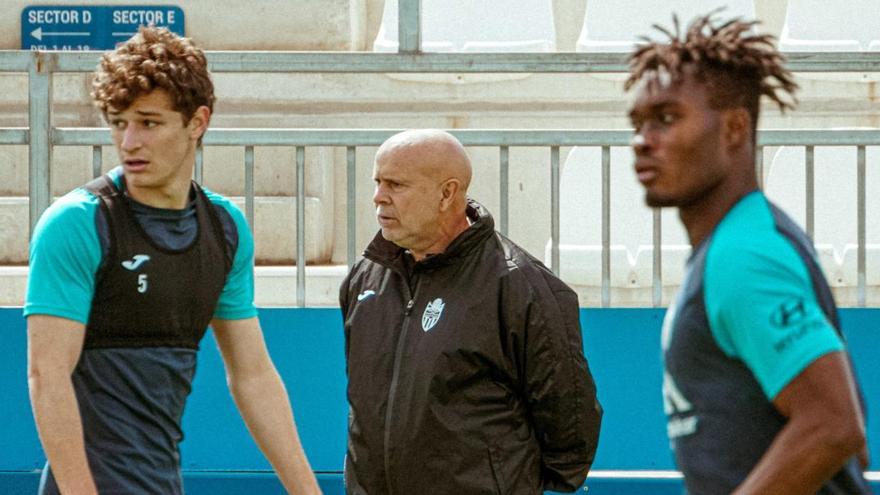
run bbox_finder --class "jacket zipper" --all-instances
[383,275,419,495]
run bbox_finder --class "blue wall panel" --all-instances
[180,308,349,472]
[3,307,878,493]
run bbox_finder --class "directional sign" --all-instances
[22,5,184,50]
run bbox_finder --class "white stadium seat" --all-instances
[576,0,756,53]
[554,146,688,249]
[779,0,880,52]
[547,146,689,289]
[633,244,691,288]
[840,244,880,284]
[816,243,845,287]
[373,0,556,53]
[764,145,880,262]
[546,244,635,288]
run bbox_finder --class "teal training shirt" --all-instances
[25,167,257,322]
[662,190,868,494]
[704,191,843,399]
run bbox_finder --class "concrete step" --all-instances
[4,262,876,308]
[0,265,348,307]
[0,195,334,265]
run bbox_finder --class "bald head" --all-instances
[372,129,474,260]
[376,129,472,195]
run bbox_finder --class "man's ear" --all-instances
[722,107,752,152]
[188,105,211,142]
[438,179,461,212]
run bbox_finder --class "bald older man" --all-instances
[340,130,602,494]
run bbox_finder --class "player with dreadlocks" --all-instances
[627,12,870,494]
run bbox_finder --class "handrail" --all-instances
[52,127,880,147]
[2,50,879,73]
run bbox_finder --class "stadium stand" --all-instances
[576,0,756,52]
[764,145,880,250]
[779,0,880,52]
[556,0,757,305]
[547,145,691,305]
[373,0,556,52]
[372,0,556,85]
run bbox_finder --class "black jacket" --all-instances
[340,200,602,495]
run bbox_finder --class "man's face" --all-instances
[628,73,728,208]
[372,150,443,251]
[108,89,204,199]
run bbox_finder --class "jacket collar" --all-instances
[363,198,495,271]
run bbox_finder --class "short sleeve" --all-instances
[210,196,258,320]
[24,190,103,323]
[704,236,843,400]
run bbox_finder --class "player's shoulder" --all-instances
[201,185,248,228]
[705,192,809,293]
[201,186,242,216]
[33,187,100,237]
[709,192,790,260]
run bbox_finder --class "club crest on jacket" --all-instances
[421,298,445,332]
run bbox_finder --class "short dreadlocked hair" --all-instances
[625,12,798,134]
[91,26,214,123]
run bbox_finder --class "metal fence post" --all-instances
[28,51,53,237]
[398,0,421,53]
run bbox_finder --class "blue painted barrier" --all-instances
[2,307,878,493]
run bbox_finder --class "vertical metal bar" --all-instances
[857,145,866,307]
[194,146,204,184]
[347,146,357,270]
[601,146,611,307]
[652,208,662,307]
[244,146,254,234]
[499,146,509,236]
[755,146,764,189]
[805,146,814,241]
[550,146,560,276]
[296,146,306,307]
[28,51,52,237]
[92,145,102,179]
[398,0,421,53]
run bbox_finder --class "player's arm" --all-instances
[733,351,866,495]
[27,315,98,495]
[25,192,103,494]
[212,317,322,494]
[508,270,602,492]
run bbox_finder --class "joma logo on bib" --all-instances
[421,298,445,332]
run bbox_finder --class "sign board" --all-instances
[22,5,184,50]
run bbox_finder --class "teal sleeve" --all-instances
[705,234,843,400]
[24,190,102,324]
[211,197,258,320]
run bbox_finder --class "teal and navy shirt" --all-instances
[25,167,258,494]
[661,191,868,494]
[25,167,256,322]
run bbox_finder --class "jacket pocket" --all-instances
[487,446,507,495]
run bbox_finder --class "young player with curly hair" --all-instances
[626,13,870,494]
[25,27,321,494]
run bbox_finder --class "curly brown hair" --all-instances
[91,26,214,123]
[625,11,798,132]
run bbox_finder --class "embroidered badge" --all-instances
[421,298,445,332]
